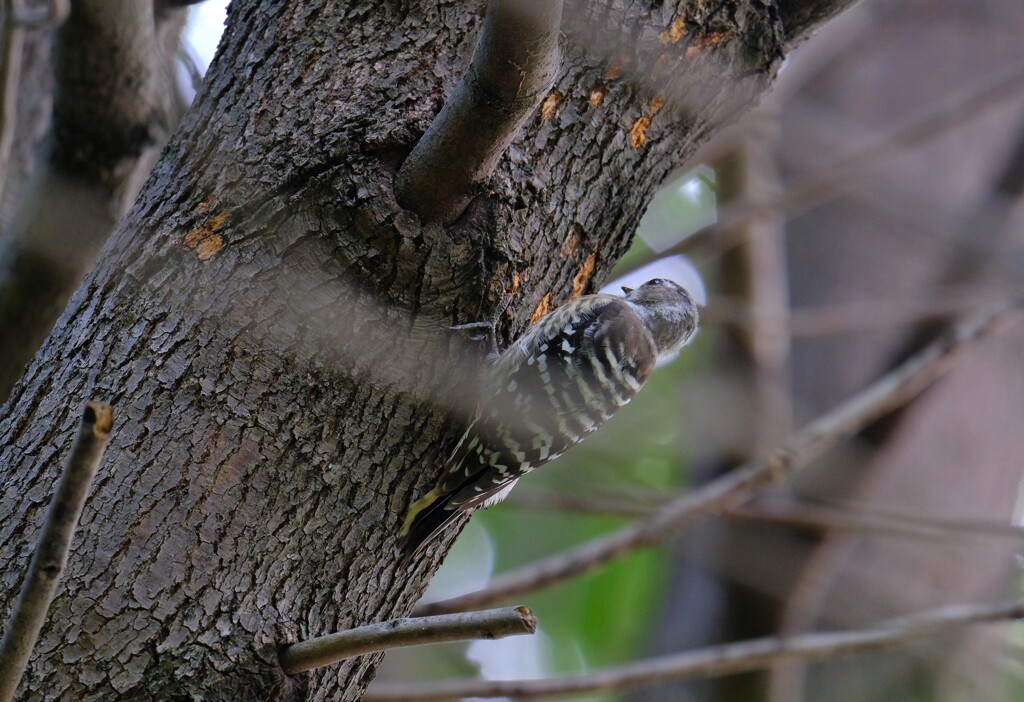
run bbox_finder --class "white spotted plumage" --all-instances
[400,278,699,555]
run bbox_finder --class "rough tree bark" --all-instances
[0,1,846,699]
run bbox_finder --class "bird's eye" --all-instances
[649,278,665,286]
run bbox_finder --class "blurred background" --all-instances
[201,0,1024,698]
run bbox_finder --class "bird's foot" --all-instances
[450,321,500,358]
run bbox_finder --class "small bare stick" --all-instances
[279,605,537,676]
[0,402,114,702]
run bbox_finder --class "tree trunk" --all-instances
[0,1,797,698]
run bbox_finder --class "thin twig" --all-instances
[279,606,537,675]
[808,498,1024,541]
[508,488,1024,542]
[394,0,563,223]
[726,502,961,542]
[701,287,999,338]
[414,293,1024,616]
[619,55,1024,277]
[368,597,1024,700]
[0,402,113,702]
[505,488,654,518]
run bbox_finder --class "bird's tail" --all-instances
[398,487,464,560]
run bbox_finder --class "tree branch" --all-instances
[10,0,69,28]
[368,597,1024,700]
[0,0,70,200]
[279,606,537,676]
[620,56,1024,277]
[0,3,27,202]
[777,0,863,49]
[701,286,998,338]
[723,499,1024,542]
[415,293,1024,616]
[509,482,1024,542]
[0,0,184,401]
[0,401,113,702]
[394,0,563,223]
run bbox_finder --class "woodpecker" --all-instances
[400,278,699,556]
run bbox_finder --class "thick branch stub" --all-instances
[0,401,114,702]
[278,606,537,675]
[395,0,563,223]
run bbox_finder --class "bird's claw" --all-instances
[450,321,499,357]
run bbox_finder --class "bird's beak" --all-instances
[621,286,633,294]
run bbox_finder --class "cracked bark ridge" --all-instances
[0,1,787,699]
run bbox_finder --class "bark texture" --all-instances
[0,1,793,699]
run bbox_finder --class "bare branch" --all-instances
[279,606,537,676]
[0,0,182,401]
[807,498,1024,541]
[727,501,979,542]
[505,488,654,518]
[10,0,69,29]
[701,286,999,338]
[0,402,113,702]
[509,485,1024,542]
[368,598,1024,700]
[777,0,863,49]
[621,56,1024,277]
[0,3,26,201]
[394,0,563,223]
[0,0,69,200]
[415,293,1024,616]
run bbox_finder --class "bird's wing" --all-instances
[399,296,657,555]
[440,296,657,507]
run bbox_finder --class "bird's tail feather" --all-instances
[399,481,518,563]
[399,488,464,560]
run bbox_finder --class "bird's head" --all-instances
[622,278,699,359]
